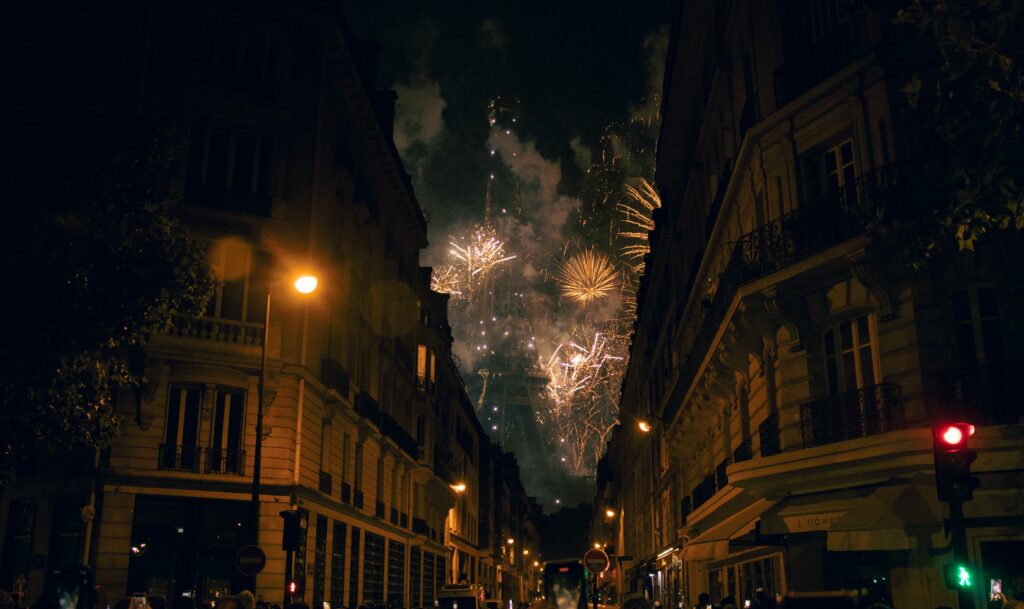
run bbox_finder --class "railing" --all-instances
[928,363,1022,426]
[667,164,930,428]
[412,517,429,536]
[416,374,434,393]
[376,500,386,518]
[800,383,905,449]
[158,444,245,475]
[758,412,780,457]
[341,482,352,504]
[353,489,364,509]
[390,507,399,525]
[381,412,419,458]
[169,315,264,345]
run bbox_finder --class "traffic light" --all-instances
[943,562,975,590]
[280,509,307,551]
[933,422,979,502]
[287,577,305,598]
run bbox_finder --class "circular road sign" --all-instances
[583,548,610,574]
[236,545,267,576]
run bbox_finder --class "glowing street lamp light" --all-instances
[605,509,616,518]
[593,542,602,549]
[637,420,653,433]
[523,549,530,556]
[294,275,318,294]
[507,538,515,545]
[451,482,467,493]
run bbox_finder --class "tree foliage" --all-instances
[897,0,1024,253]
[0,117,215,490]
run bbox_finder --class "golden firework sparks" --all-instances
[433,225,516,301]
[430,264,464,298]
[540,328,625,475]
[556,249,619,304]
[617,178,661,273]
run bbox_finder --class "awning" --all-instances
[760,477,945,551]
[682,498,776,560]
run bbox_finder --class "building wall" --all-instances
[608,1,1024,608]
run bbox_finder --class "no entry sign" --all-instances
[236,545,267,576]
[583,548,609,573]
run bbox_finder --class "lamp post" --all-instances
[250,275,318,548]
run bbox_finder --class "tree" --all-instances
[0,114,215,490]
[896,0,1024,254]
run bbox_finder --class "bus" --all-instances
[542,560,588,609]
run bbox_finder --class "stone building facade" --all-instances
[0,2,539,607]
[602,1,1024,608]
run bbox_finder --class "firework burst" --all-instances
[539,328,626,474]
[431,225,515,301]
[617,178,661,273]
[556,249,620,304]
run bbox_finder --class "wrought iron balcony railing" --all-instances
[800,383,905,449]
[169,315,264,345]
[158,444,245,475]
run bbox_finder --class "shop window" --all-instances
[952,287,1003,367]
[348,527,361,607]
[387,540,406,605]
[363,532,385,603]
[410,547,422,608]
[330,521,346,607]
[822,314,878,395]
[312,515,327,607]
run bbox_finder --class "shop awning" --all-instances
[682,498,776,560]
[760,477,945,551]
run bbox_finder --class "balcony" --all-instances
[341,482,352,504]
[376,500,386,519]
[381,412,419,459]
[758,412,780,457]
[157,444,245,475]
[666,165,929,427]
[168,315,263,346]
[412,517,430,536]
[354,489,364,509]
[928,363,1022,425]
[800,383,905,449]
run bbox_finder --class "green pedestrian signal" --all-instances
[943,562,974,589]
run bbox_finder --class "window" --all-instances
[823,314,877,395]
[199,14,282,98]
[953,287,1003,367]
[210,388,245,473]
[802,139,856,208]
[162,386,202,470]
[349,527,361,608]
[330,522,347,607]
[354,442,364,492]
[186,120,276,215]
[206,244,271,322]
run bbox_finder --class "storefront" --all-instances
[126,495,250,602]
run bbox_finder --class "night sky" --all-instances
[345,1,670,504]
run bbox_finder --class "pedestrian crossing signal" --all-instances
[943,562,974,589]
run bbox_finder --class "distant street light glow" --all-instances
[638,420,652,433]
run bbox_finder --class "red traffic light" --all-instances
[936,423,975,448]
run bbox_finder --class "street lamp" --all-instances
[605,508,616,519]
[507,538,515,545]
[637,419,653,433]
[250,274,318,548]
[451,482,467,493]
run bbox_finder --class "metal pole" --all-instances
[949,499,975,609]
[251,287,272,548]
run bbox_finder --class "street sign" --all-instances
[236,545,267,576]
[583,549,610,574]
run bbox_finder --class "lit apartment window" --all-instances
[823,314,878,395]
[162,386,202,470]
[206,244,271,322]
[210,388,245,473]
[953,287,1003,367]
